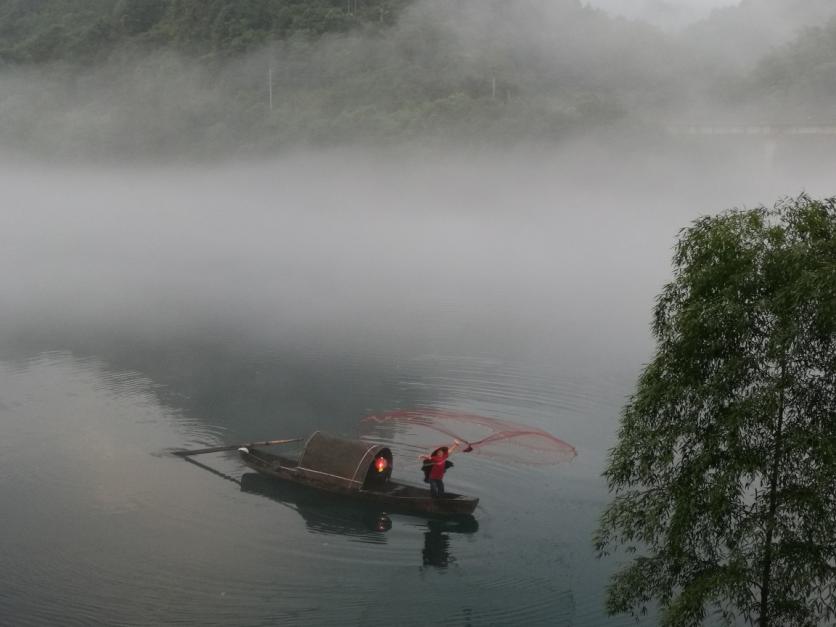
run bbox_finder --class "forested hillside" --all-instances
[682,0,836,69]
[1,0,834,158]
[0,0,411,62]
[749,16,836,119]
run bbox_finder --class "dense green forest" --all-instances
[0,0,834,158]
[0,0,412,63]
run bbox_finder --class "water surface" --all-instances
[2,150,831,625]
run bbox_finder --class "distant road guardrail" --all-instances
[668,125,836,136]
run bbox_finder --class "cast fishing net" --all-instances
[360,409,576,465]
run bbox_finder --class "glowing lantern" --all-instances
[375,456,388,473]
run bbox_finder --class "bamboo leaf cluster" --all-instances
[596,195,836,626]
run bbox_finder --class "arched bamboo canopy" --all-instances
[297,431,392,491]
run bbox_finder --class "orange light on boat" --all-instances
[375,457,388,472]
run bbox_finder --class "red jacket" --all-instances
[428,451,448,480]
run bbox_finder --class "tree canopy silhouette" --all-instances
[595,195,836,627]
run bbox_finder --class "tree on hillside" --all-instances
[114,0,167,35]
[749,16,836,118]
[595,195,836,627]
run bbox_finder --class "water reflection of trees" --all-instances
[3,334,438,444]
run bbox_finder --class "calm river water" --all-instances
[1,149,831,625]
[0,347,638,626]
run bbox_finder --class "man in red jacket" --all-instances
[422,440,460,498]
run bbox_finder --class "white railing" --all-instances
[668,125,836,136]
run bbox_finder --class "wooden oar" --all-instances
[173,438,303,457]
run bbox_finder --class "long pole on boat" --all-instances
[173,438,302,457]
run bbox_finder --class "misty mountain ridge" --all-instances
[585,0,733,31]
[1,0,835,159]
[682,0,836,70]
[588,0,836,36]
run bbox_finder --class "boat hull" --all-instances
[239,447,478,517]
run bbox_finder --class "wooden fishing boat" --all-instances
[237,431,479,516]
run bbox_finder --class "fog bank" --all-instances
[3,142,834,370]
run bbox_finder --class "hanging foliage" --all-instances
[595,195,836,627]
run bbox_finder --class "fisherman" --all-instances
[421,440,460,498]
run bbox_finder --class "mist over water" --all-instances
[2,140,833,625]
[5,141,833,356]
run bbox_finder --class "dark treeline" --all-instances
[0,0,412,63]
[1,0,835,158]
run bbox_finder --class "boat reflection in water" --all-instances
[240,472,478,561]
[240,472,393,541]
